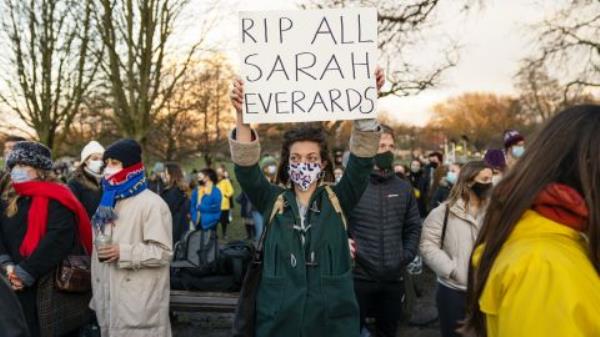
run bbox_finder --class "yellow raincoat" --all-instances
[216,178,234,210]
[473,210,600,337]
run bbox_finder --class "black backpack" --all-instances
[172,228,218,276]
[171,232,254,292]
[219,241,255,288]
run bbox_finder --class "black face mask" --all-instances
[429,162,439,169]
[472,182,492,199]
[198,180,206,186]
[374,151,394,171]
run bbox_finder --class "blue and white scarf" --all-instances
[92,163,147,232]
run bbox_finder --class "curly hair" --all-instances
[275,125,335,186]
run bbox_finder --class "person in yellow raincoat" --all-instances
[216,165,235,239]
[462,105,600,337]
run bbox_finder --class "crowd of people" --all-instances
[0,71,598,337]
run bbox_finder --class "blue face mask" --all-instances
[512,146,525,158]
[10,167,32,183]
[446,171,458,185]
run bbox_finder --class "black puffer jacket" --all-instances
[349,171,422,282]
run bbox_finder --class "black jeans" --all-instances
[219,210,230,237]
[436,282,467,337]
[354,279,404,337]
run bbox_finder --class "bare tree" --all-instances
[0,0,100,151]
[147,54,235,164]
[94,0,218,151]
[514,59,565,123]
[148,62,202,162]
[429,92,526,151]
[301,0,467,98]
[191,55,235,167]
[528,0,600,100]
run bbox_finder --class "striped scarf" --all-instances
[92,163,147,232]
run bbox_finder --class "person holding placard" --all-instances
[229,69,384,337]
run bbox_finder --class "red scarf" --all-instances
[532,183,589,232]
[13,181,93,257]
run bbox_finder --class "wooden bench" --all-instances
[170,290,239,313]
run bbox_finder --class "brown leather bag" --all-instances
[55,255,91,293]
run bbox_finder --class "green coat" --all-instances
[234,152,375,337]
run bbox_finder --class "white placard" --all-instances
[239,8,378,124]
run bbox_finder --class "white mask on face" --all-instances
[492,174,502,186]
[86,160,104,174]
[103,166,121,179]
[267,165,277,175]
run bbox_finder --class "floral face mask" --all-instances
[288,162,322,191]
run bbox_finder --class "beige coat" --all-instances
[91,189,173,337]
[419,199,484,291]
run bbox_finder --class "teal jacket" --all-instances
[229,126,380,337]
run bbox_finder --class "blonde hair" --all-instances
[4,169,58,217]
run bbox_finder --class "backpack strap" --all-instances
[324,185,347,231]
[255,193,286,261]
[440,204,450,250]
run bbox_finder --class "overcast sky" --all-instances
[0,0,572,132]
[192,0,569,126]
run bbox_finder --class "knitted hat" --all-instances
[81,141,105,162]
[103,139,142,168]
[484,149,506,170]
[6,141,53,171]
[503,129,525,149]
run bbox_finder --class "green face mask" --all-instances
[374,151,394,170]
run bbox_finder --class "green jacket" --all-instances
[229,127,380,337]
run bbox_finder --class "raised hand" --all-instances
[230,77,252,142]
[231,78,244,118]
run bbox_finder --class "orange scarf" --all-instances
[532,183,589,232]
